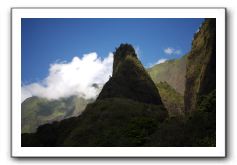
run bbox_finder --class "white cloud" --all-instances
[155,58,167,65]
[164,47,174,55]
[21,52,114,102]
[164,47,181,55]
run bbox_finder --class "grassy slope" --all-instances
[147,55,187,95]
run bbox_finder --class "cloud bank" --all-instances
[164,47,181,55]
[22,52,113,102]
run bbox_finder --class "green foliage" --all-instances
[63,98,167,146]
[145,89,216,147]
[184,90,216,146]
[156,81,184,116]
[197,90,216,112]
[145,117,187,146]
[124,117,158,146]
[22,92,215,147]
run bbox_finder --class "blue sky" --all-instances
[22,18,204,84]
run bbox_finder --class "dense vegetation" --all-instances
[22,93,215,147]
[145,89,216,147]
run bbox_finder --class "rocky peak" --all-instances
[97,43,164,106]
[114,43,137,58]
[113,43,137,76]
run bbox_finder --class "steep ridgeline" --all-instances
[147,55,187,95]
[97,44,163,105]
[22,96,92,133]
[22,44,168,147]
[184,18,216,114]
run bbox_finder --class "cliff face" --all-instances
[184,18,216,114]
[147,55,187,95]
[97,44,163,105]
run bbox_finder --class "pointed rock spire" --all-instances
[97,43,164,105]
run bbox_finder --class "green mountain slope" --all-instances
[156,81,184,117]
[21,96,92,133]
[147,55,187,95]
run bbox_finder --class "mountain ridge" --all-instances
[147,54,187,95]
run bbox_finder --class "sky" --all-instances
[21,18,204,102]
